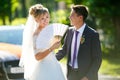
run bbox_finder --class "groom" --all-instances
[56,5,102,80]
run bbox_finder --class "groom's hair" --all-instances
[72,5,89,21]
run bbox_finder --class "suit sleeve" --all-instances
[55,30,69,61]
[86,32,102,79]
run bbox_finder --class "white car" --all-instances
[0,25,24,80]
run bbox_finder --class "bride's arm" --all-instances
[35,41,60,61]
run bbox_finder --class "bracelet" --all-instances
[48,48,52,52]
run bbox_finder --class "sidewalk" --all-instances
[99,74,120,80]
[60,63,120,80]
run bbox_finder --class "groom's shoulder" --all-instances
[86,25,98,33]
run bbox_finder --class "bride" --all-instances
[19,4,66,80]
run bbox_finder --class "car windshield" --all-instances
[0,26,23,45]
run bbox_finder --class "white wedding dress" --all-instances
[30,25,66,80]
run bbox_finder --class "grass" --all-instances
[11,18,26,25]
[99,55,120,77]
[0,18,26,26]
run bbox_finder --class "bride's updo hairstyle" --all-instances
[29,4,49,18]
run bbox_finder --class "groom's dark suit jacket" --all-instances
[56,25,102,80]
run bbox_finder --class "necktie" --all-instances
[72,30,79,68]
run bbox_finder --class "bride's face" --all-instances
[37,12,50,28]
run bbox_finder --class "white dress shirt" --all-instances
[69,23,86,68]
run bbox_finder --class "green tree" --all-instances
[0,0,19,25]
[88,0,120,54]
[0,0,11,25]
[20,0,27,17]
[58,0,120,54]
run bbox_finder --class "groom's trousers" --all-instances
[67,65,84,80]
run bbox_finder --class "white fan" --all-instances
[52,23,68,37]
[47,23,68,46]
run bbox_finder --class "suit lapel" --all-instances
[69,29,74,44]
[78,25,88,53]
[68,28,74,60]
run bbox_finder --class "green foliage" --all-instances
[32,0,57,12]
[0,0,10,16]
[0,18,26,26]
[55,0,73,7]
[0,17,12,25]
[85,0,120,54]
[11,0,19,12]
[50,10,70,25]
[0,0,19,25]
[0,19,2,25]
[11,18,26,25]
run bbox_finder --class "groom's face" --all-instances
[69,9,81,27]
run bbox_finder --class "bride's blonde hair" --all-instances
[29,4,49,18]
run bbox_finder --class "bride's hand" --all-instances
[50,41,61,51]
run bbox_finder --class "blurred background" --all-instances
[0,0,120,78]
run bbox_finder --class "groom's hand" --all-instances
[81,76,88,80]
